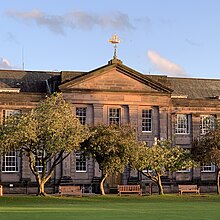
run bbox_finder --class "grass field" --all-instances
[0,194,220,220]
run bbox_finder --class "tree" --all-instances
[80,124,143,195]
[132,140,194,195]
[0,93,90,196]
[191,126,220,194]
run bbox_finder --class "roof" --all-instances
[147,75,220,99]
[1,61,220,99]
[61,71,85,84]
[0,70,60,93]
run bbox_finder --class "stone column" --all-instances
[93,104,104,125]
[159,106,169,140]
[128,105,138,130]
[62,153,71,177]
[152,106,160,139]
[192,113,201,140]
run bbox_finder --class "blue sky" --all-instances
[0,0,220,79]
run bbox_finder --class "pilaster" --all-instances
[93,104,104,125]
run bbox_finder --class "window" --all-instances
[3,109,20,123]
[76,107,87,125]
[35,156,44,173]
[177,168,191,173]
[2,151,19,172]
[2,110,20,172]
[200,115,216,135]
[35,161,43,172]
[142,109,152,132]
[75,152,87,172]
[35,151,48,173]
[175,114,190,134]
[109,108,120,125]
[3,109,20,118]
[201,163,215,172]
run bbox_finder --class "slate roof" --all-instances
[0,70,60,93]
[61,71,86,84]
[1,62,220,99]
[147,75,220,99]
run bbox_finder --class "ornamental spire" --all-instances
[108,34,120,59]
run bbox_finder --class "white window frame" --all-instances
[34,150,48,173]
[3,109,20,123]
[200,115,216,135]
[2,151,19,173]
[35,157,44,173]
[177,168,191,173]
[175,114,190,134]
[109,108,121,125]
[142,109,152,132]
[201,163,215,173]
[2,110,20,172]
[4,109,20,117]
[75,152,87,172]
[76,107,87,125]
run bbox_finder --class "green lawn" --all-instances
[0,194,220,220]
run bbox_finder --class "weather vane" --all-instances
[108,34,120,59]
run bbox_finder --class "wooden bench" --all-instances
[59,185,82,196]
[117,185,142,196]
[178,185,200,195]
[0,185,3,196]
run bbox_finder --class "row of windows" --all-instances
[76,107,216,135]
[175,114,216,135]
[1,151,86,173]
[3,109,215,135]
[76,107,152,132]
[2,151,215,173]
[178,164,215,173]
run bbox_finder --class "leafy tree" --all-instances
[0,93,90,196]
[191,126,220,194]
[132,140,194,195]
[80,124,144,195]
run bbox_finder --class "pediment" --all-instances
[59,63,172,94]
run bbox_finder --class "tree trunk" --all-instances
[141,171,164,195]
[35,175,47,196]
[37,181,46,196]
[157,175,164,195]
[100,174,108,195]
[27,150,66,196]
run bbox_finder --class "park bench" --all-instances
[117,185,142,196]
[0,185,3,196]
[178,184,200,195]
[59,185,82,196]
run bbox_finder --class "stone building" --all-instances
[0,57,220,194]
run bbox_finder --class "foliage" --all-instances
[191,127,220,166]
[132,140,195,195]
[80,124,144,195]
[191,125,220,194]
[0,93,90,196]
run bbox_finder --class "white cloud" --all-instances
[0,57,12,69]
[6,9,135,34]
[67,11,134,30]
[6,9,66,34]
[147,50,187,77]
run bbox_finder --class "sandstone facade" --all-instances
[1,58,220,194]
